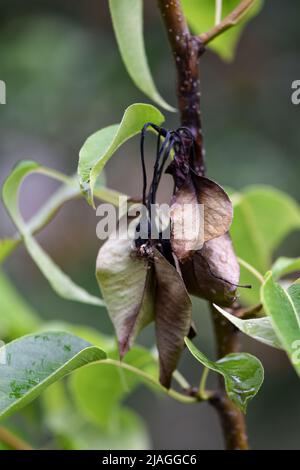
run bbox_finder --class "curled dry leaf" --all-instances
[153,249,192,388]
[170,174,233,261]
[96,235,154,357]
[181,233,240,306]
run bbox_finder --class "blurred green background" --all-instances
[0,0,300,449]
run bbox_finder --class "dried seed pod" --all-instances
[170,174,233,261]
[96,222,155,358]
[181,233,240,307]
[153,249,192,388]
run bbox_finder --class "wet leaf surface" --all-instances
[185,338,264,413]
[0,332,106,420]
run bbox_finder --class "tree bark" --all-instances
[157,0,205,176]
[210,304,249,450]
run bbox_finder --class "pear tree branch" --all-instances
[157,0,249,450]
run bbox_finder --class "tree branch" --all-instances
[0,426,32,450]
[157,0,249,450]
[157,0,206,176]
[199,0,256,45]
[210,304,249,450]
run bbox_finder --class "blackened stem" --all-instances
[157,0,249,450]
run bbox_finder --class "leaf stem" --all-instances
[199,0,257,45]
[0,427,32,450]
[238,257,265,284]
[92,358,202,404]
[173,369,191,389]
[198,366,210,399]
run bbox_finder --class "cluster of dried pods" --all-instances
[96,124,244,388]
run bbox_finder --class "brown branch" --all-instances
[0,426,32,450]
[199,0,256,45]
[157,0,249,450]
[210,304,249,450]
[157,0,206,176]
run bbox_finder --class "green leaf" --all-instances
[0,269,40,340]
[0,172,123,265]
[213,303,282,349]
[78,103,164,206]
[261,273,300,376]
[69,347,157,428]
[0,239,18,264]
[185,338,264,412]
[0,178,79,265]
[2,161,104,306]
[0,331,106,420]
[272,257,300,280]
[182,0,263,61]
[288,280,300,319]
[109,0,174,111]
[231,186,300,305]
[232,186,300,273]
[39,321,114,352]
[70,353,197,410]
[43,381,150,450]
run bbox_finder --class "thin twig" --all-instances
[238,257,265,284]
[199,0,257,45]
[0,427,32,450]
[89,358,204,404]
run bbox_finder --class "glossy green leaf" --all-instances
[69,347,157,428]
[0,269,40,340]
[182,0,263,61]
[231,186,300,305]
[272,257,300,280]
[2,161,104,306]
[0,332,106,420]
[213,303,282,349]
[185,338,264,412]
[261,273,300,376]
[109,0,174,111]
[78,103,164,206]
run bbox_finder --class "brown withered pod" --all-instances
[96,123,249,389]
